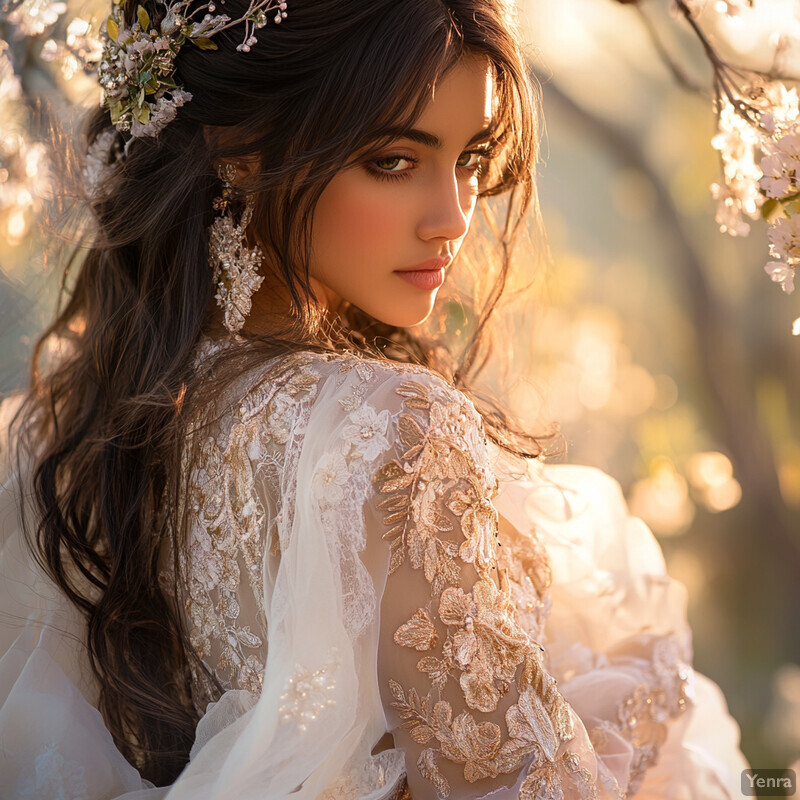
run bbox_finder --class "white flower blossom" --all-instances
[7,0,67,36]
[764,216,800,294]
[764,261,795,294]
[710,97,765,234]
[757,84,800,137]
[760,151,800,198]
[312,452,350,506]
[767,216,800,264]
[759,134,800,199]
[340,405,390,462]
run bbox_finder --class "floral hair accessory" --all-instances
[98,0,288,139]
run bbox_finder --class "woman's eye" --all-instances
[458,149,496,178]
[372,155,414,174]
[457,151,481,170]
[367,148,495,183]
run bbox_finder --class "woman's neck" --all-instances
[204,274,345,340]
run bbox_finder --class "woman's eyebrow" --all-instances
[376,125,497,150]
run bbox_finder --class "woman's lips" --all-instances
[394,268,445,290]
[394,256,450,290]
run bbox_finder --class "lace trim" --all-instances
[617,635,693,793]
[311,357,385,637]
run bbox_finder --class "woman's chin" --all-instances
[371,304,435,329]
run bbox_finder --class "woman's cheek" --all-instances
[335,183,405,260]
[310,172,414,300]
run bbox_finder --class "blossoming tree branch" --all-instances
[615,0,800,320]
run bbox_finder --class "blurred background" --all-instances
[1,0,799,787]
[516,0,800,779]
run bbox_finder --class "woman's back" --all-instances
[144,338,746,798]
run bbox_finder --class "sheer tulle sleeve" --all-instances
[0,393,156,799]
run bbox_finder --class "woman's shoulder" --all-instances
[304,348,485,432]
[197,336,474,416]
[190,337,487,465]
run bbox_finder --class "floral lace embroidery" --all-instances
[171,346,328,701]
[495,521,552,646]
[317,749,408,800]
[161,343,688,796]
[372,378,588,797]
[519,750,597,800]
[615,635,694,794]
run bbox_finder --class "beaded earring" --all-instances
[208,163,265,334]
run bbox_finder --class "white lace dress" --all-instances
[0,337,749,799]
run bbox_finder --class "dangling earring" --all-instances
[209,163,265,334]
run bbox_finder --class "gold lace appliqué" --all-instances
[372,378,586,797]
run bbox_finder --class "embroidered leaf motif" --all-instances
[378,494,411,514]
[418,748,450,797]
[447,448,473,480]
[372,460,406,486]
[394,608,438,651]
[395,380,432,411]
[388,535,405,574]
[220,593,240,620]
[416,655,451,692]
[398,412,426,450]
[381,523,405,541]
[378,470,416,494]
[518,750,597,800]
[410,722,435,745]
[388,678,406,703]
[236,625,263,649]
[430,510,455,533]
[505,686,559,762]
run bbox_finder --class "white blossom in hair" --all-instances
[98,0,288,139]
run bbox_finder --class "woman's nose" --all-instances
[416,170,472,242]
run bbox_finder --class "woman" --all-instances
[0,0,749,797]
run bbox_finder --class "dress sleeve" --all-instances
[360,371,605,800]
[490,460,750,798]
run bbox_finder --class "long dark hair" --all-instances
[8,0,559,784]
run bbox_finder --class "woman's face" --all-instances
[307,54,496,328]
